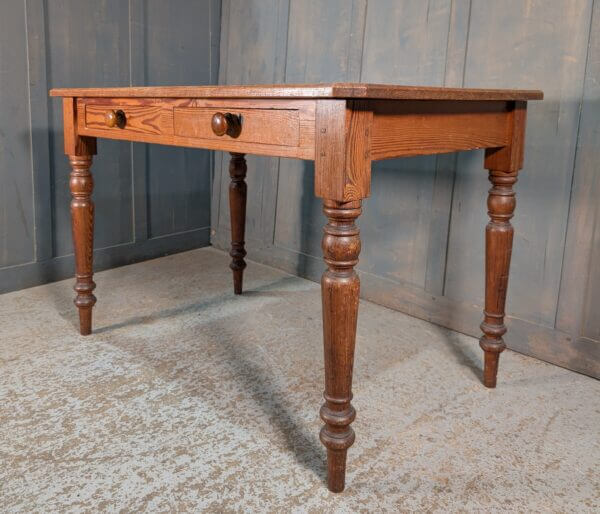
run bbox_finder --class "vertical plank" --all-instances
[444,0,593,327]
[208,0,222,239]
[216,0,290,245]
[129,0,149,242]
[274,0,366,259]
[424,0,471,295]
[357,0,452,287]
[46,0,133,256]
[143,0,213,238]
[209,0,222,86]
[582,218,600,340]
[556,0,600,339]
[284,0,365,83]
[0,1,35,267]
[25,0,53,262]
[211,0,232,236]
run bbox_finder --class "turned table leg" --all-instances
[479,103,526,388]
[320,199,361,492]
[480,169,518,387]
[69,154,96,335]
[228,153,247,294]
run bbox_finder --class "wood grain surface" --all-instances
[174,107,300,146]
[371,100,511,159]
[50,82,543,101]
[76,97,316,159]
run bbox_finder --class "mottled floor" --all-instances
[0,248,598,513]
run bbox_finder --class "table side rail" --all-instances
[370,100,514,160]
[74,97,519,161]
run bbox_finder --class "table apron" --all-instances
[74,97,516,161]
[370,100,513,160]
[76,97,317,160]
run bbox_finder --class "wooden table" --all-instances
[50,83,543,492]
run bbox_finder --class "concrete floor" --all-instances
[0,247,598,512]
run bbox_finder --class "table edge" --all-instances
[49,83,544,101]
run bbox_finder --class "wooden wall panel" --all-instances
[0,2,35,267]
[273,0,365,261]
[143,0,214,238]
[215,0,289,245]
[584,224,600,341]
[0,0,218,294]
[46,0,133,256]
[214,0,600,377]
[444,0,593,327]
[423,0,471,295]
[273,0,454,286]
[357,0,452,287]
[567,0,600,342]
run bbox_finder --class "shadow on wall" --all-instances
[297,160,322,278]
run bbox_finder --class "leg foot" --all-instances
[228,153,247,294]
[320,199,361,492]
[480,336,504,388]
[482,350,500,388]
[78,307,93,336]
[325,448,349,493]
[231,268,244,295]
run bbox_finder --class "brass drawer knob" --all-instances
[211,112,241,137]
[105,109,126,128]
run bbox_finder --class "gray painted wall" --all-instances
[212,0,600,377]
[0,0,220,293]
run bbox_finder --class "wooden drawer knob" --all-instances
[211,112,241,137]
[105,109,126,128]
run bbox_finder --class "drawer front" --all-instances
[77,98,316,159]
[84,103,170,135]
[173,107,300,146]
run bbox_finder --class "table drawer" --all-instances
[84,103,169,135]
[173,107,300,146]
[76,98,315,159]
